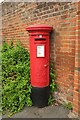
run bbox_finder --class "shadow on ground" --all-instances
[3,105,69,118]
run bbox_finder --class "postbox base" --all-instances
[31,86,50,108]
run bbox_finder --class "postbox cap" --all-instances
[26,24,53,32]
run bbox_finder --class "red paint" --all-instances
[26,25,53,88]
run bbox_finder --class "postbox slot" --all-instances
[35,38,46,41]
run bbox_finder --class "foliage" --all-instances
[48,61,57,105]
[50,62,57,92]
[63,102,73,110]
[2,41,32,116]
[2,40,57,116]
[0,45,2,115]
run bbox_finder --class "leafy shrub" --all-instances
[2,41,32,116]
[50,62,57,92]
[2,40,57,115]
[48,62,57,105]
[63,102,73,110]
[0,46,2,115]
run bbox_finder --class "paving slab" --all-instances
[3,105,69,118]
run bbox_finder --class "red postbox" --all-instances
[26,25,53,107]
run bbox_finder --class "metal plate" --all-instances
[37,45,45,57]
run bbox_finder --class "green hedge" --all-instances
[2,40,57,116]
[2,41,32,116]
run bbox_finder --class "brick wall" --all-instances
[2,2,80,116]
[73,2,80,116]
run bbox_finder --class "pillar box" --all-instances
[26,25,53,107]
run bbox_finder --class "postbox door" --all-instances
[36,45,49,87]
[31,42,49,87]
